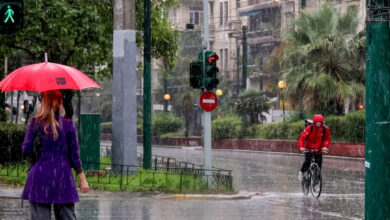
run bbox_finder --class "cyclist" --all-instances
[298,114,331,181]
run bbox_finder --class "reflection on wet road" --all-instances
[0,146,364,219]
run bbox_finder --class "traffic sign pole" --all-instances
[199,92,218,176]
[204,111,212,176]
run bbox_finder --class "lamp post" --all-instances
[163,94,170,112]
[278,80,286,121]
[216,89,223,106]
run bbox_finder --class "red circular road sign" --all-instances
[199,91,218,112]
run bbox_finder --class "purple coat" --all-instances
[22,116,82,204]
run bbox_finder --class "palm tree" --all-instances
[281,2,365,115]
[235,90,270,123]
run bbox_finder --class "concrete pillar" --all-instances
[112,0,138,171]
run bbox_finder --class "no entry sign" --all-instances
[199,91,218,112]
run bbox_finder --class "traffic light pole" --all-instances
[202,0,212,176]
[365,1,390,217]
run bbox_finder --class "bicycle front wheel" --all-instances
[310,166,322,198]
[302,174,310,196]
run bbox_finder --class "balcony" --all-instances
[238,0,280,16]
[227,20,241,32]
[247,29,281,45]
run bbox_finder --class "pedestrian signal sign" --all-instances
[0,0,23,34]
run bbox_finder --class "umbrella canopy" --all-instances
[0,62,101,92]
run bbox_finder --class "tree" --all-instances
[181,91,193,137]
[281,2,365,115]
[235,90,270,124]
[0,0,180,119]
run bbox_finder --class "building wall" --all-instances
[167,0,365,95]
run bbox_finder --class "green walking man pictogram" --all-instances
[4,5,15,24]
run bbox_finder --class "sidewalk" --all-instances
[0,184,255,201]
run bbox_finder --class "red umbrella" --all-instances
[0,62,101,92]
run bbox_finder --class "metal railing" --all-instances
[0,161,233,192]
[0,145,233,192]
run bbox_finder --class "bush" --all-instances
[152,112,183,137]
[254,111,365,143]
[325,116,346,142]
[256,122,289,139]
[0,123,27,163]
[286,121,305,140]
[100,122,112,134]
[212,115,246,139]
[344,110,365,143]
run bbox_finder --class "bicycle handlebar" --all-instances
[303,149,328,154]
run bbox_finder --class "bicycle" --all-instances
[301,149,326,198]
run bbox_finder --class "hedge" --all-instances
[100,122,143,135]
[152,112,183,137]
[212,115,247,139]
[0,123,27,163]
[255,110,365,143]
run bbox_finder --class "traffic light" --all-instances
[204,50,219,91]
[0,0,23,34]
[190,61,203,89]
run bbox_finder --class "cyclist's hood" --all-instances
[313,114,324,125]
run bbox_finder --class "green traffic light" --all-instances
[4,5,15,24]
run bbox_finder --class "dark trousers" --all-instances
[29,202,76,220]
[300,153,322,173]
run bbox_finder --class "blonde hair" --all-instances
[34,90,65,140]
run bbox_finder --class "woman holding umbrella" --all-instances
[21,90,89,220]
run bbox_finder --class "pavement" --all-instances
[0,184,258,201]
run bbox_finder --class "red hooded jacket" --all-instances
[298,114,331,150]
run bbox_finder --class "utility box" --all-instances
[80,114,100,171]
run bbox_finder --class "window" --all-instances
[224,49,228,71]
[220,2,223,25]
[190,11,203,25]
[224,2,228,24]
[220,49,224,70]
[210,2,214,23]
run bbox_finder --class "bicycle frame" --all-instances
[301,149,326,198]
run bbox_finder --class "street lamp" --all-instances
[278,80,286,121]
[216,89,223,96]
[164,94,170,112]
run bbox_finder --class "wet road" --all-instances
[0,146,365,220]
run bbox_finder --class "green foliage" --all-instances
[286,121,305,140]
[253,111,365,143]
[0,108,7,122]
[0,123,27,163]
[0,164,233,193]
[152,112,183,137]
[0,0,179,79]
[344,110,365,143]
[100,122,112,134]
[212,115,247,139]
[160,131,183,139]
[281,2,365,115]
[0,0,113,78]
[235,90,270,124]
[256,122,289,140]
[136,0,179,73]
[324,115,347,141]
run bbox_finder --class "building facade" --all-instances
[167,0,365,101]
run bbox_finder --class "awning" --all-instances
[239,10,261,17]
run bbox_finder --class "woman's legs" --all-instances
[29,202,51,220]
[53,203,77,220]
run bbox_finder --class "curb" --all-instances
[157,191,261,200]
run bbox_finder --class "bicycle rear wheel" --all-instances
[310,166,322,198]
